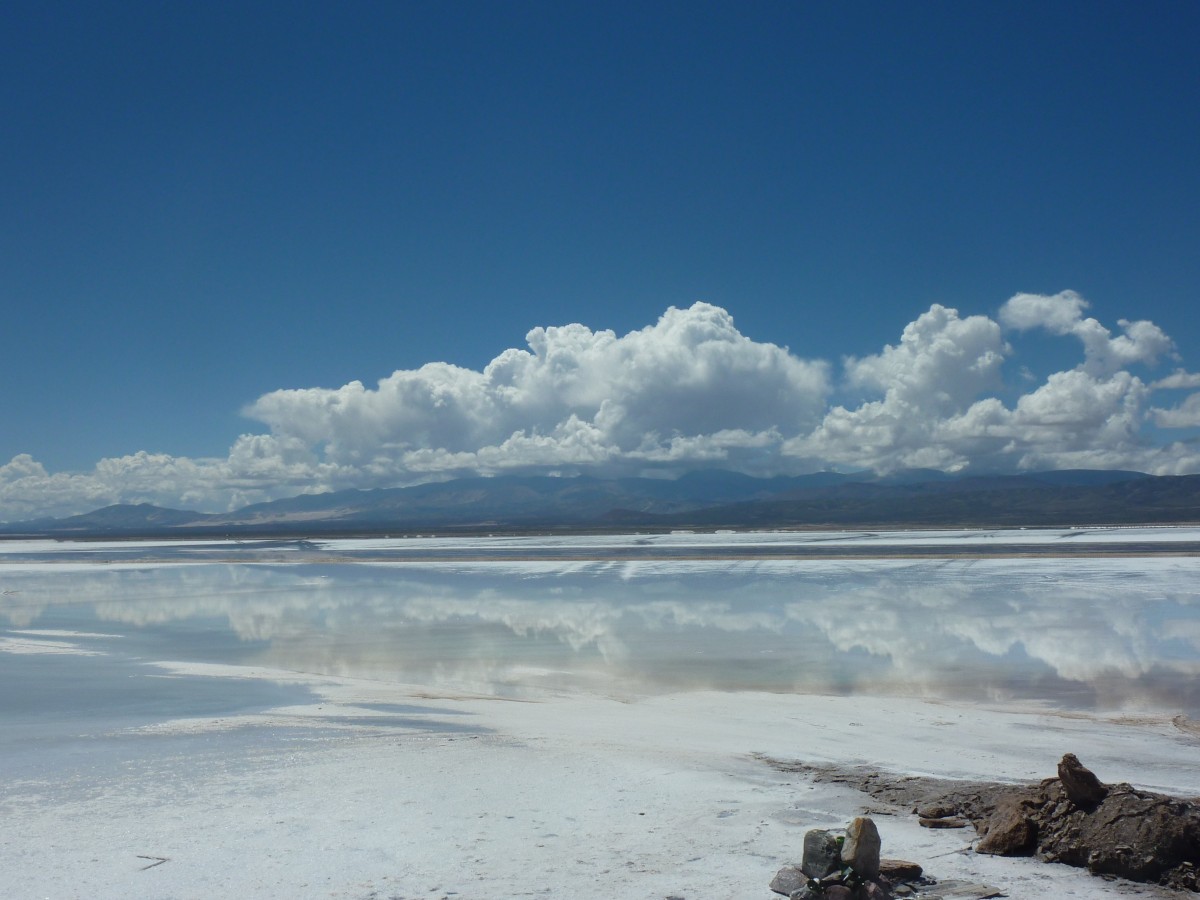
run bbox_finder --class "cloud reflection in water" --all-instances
[2,557,1198,712]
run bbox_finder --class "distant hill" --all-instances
[51,502,209,530]
[3,468,1197,538]
[604,472,1200,528]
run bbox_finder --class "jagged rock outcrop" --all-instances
[1056,751,1109,807]
[966,755,1200,890]
[974,767,1200,890]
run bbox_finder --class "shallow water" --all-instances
[2,531,1199,718]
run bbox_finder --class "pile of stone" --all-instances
[769,816,923,899]
[969,753,1200,891]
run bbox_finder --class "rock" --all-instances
[769,864,807,896]
[841,816,881,878]
[918,815,970,828]
[919,880,1004,899]
[764,754,1200,891]
[788,889,816,900]
[801,828,843,879]
[878,858,923,880]
[822,885,852,900]
[858,880,890,899]
[975,795,1037,856]
[1035,780,1200,886]
[1057,752,1108,807]
[878,753,1200,889]
[916,803,958,819]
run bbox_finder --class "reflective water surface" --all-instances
[2,535,1199,716]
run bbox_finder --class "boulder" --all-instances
[801,828,843,879]
[974,795,1037,856]
[1057,752,1108,808]
[841,816,881,878]
[769,864,807,896]
[1036,780,1200,886]
[878,858,923,881]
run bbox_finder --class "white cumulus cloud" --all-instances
[785,292,1190,475]
[786,304,1009,472]
[1152,369,1200,390]
[999,290,1175,376]
[2,292,1199,520]
[1151,393,1200,429]
[244,302,830,478]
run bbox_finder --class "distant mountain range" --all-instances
[4,468,1200,538]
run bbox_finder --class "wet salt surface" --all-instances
[2,530,1199,716]
[4,524,1200,566]
[2,530,1199,900]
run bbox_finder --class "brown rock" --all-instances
[878,858,923,881]
[822,886,852,900]
[769,864,806,896]
[1057,752,1108,807]
[762,754,1200,891]
[975,794,1038,856]
[916,803,958,819]
[1037,782,1200,885]
[919,815,970,828]
[841,816,881,878]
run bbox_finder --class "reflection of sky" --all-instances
[2,554,1199,713]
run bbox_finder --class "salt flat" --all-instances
[2,529,1198,899]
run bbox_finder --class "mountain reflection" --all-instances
[2,557,1198,712]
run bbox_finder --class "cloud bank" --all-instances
[4,292,1200,519]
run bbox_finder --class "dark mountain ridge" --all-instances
[3,468,1195,538]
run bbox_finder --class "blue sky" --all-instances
[3,1,1199,519]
